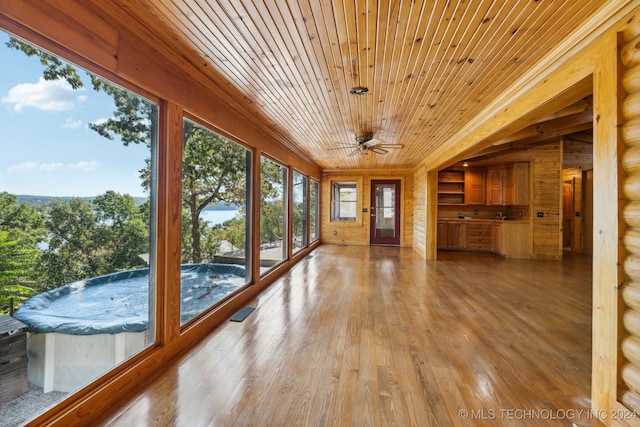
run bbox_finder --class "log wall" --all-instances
[620,23,640,415]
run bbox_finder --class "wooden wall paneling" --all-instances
[2,0,118,70]
[320,170,413,247]
[320,174,366,245]
[564,139,594,170]
[403,173,415,247]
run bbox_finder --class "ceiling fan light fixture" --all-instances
[349,86,369,95]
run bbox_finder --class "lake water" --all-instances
[200,209,240,225]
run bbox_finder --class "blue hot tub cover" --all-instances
[14,263,246,335]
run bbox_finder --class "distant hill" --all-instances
[15,194,239,210]
[16,194,148,206]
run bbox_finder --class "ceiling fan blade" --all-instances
[363,138,384,147]
[371,147,388,154]
[378,144,404,149]
[349,148,361,156]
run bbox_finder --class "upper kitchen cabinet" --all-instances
[486,166,505,205]
[486,162,530,206]
[465,167,486,205]
[504,162,530,206]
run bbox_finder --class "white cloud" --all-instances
[68,161,100,172]
[63,117,82,129]
[39,162,66,172]
[7,161,100,173]
[7,162,38,173]
[1,77,86,112]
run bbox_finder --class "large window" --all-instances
[310,179,319,242]
[292,172,308,253]
[180,119,251,325]
[260,157,288,273]
[1,31,157,419]
[331,181,357,221]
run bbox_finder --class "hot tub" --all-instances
[14,263,246,392]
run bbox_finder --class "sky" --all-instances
[0,30,151,198]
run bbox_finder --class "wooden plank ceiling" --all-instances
[95,0,603,170]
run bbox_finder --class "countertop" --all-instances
[438,217,530,223]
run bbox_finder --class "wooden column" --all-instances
[591,28,627,423]
[412,165,427,258]
[426,170,438,260]
[158,101,184,343]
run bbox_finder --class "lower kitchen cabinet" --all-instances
[437,220,530,258]
[491,223,502,254]
[446,222,467,249]
[467,222,491,250]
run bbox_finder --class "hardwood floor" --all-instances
[99,245,601,426]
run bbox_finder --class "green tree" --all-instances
[42,198,99,286]
[8,38,261,267]
[182,120,248,263]
[92,191,149,270]
[0,193,46,313]
[0,231,40,313]
[0,192,47,245]
[259,159,286,246]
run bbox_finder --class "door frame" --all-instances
[370,179,401,246]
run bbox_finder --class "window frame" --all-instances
[309,179,320,243]
[330,180,359,222]
[179,114,254,327]
[292,170,308,253]
[259,155,289,275]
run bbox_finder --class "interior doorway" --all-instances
[370,180,401,245]
[583,169,593,256]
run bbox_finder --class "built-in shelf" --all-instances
[438,170,465,205]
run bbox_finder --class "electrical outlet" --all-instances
[474,210,478,215]
[333,230,337,235]
[536,211,544,218]
[518,211,523,217]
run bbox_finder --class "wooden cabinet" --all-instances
[437,222,446,249]
[486,162,529,206]
[465,167,486,205]
[491,223,502,254]
[466,222,491,250]
[504,162,530,205]
[446,222,467,249]
[501,222,530,258]
[437,219,530,258]
[0,315,28,403]
[437,170,465,205]
[486,166,504,205]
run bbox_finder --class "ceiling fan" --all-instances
[343,131,404,156]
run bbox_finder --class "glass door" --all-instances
[370,180,401,245]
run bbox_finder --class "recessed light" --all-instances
[349,86,369,95]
